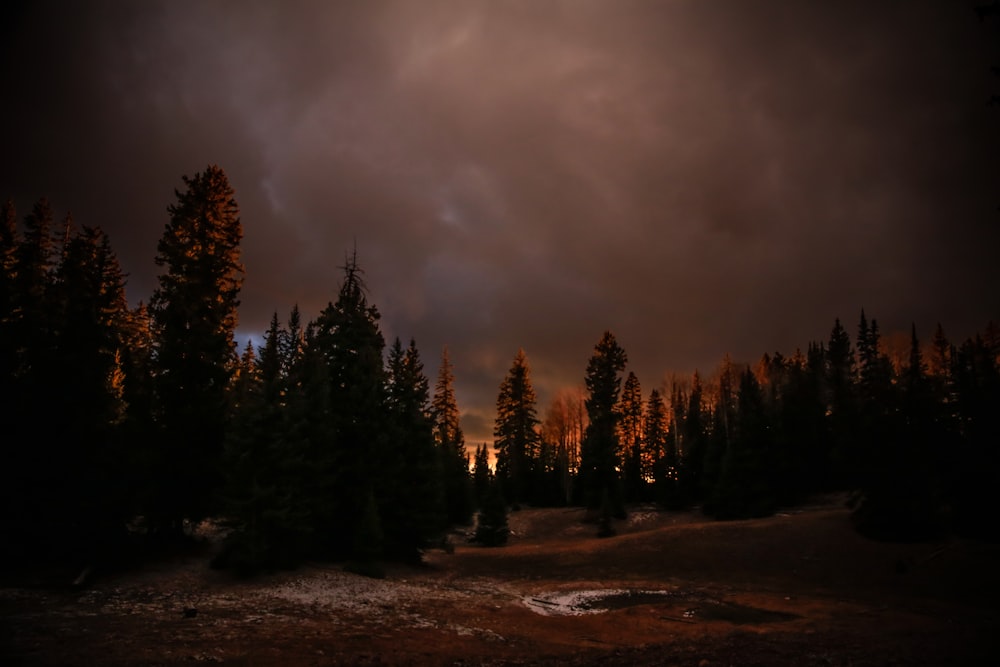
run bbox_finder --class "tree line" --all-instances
[2,164,998,580]
[493,317,1000,542]
[1,166,478,576]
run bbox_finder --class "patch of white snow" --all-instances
[523,589,673,616]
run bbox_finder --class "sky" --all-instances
[2,0,998,444]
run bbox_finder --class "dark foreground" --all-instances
[2,499,998,666]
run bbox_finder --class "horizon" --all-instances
[3,0,998,447]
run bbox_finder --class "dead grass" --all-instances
[2,497,998,665]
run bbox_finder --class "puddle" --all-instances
[524,589,672,616]
[524,588,799,625]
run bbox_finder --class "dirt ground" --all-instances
[2,497,998,666]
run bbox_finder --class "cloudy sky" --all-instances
[2,0,998,443]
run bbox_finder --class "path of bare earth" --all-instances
[3,497,998,665]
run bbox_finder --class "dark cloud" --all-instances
[3,0,998,442]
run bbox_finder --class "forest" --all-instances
[2,165,999,580]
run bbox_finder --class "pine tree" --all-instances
[951,329,1000,539]
[854,324,948,539]
[9,199,58,434]
[473,482,509,547]
[643,388,672,507]
[50,225,131,424]
[618,371,644,503]
[284,320,335,553]
[853,311,896,500]
[663,380,686,507]
[680,371,707,505]
[13,199,56,335]
[4,215,136,563]
[280,304,306,382]
[701,355,738,514]
[493,349,542,508]
[382,338,445,561]
[711,369,778,519]
[928,323,955,409]
[579,331,628,519]
[804,341,835,490]
[776,347,826,502]
[856,310,872,383]
[826,318,857,487]
[216,316,310,574]
[433,347,473,525]
[118,302,157,516]
[473,443,492,508]
[309,251,386,557]
[47,225,134,556]
[215,341,269,573]
[857,311,893,403]
[149,165,244,535]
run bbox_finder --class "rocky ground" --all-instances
[2,497,998,665]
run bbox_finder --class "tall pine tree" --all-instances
[473,442,492,509]
[48,225,134,557]
[149,165,244,535]
[826,317,857,487]
[217,315,309,574]
[680,371,707,505]
[433,347,473,525]
[711,369,777,519]
[309,250,386,557]
[643,388,672,507]
[618,371,644,503]
[493,349,542,508]
[579,331,628,519]
[383,338,445,561]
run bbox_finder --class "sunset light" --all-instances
[2,1,998,664]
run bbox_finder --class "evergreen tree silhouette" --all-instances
[853,325,949,539]
[383,337,445,561]
[775,347,826,503]
[149,165,244,536]
[712,369,777,519]
[309,250,386,558]
[216,314,310,574]
[680,371,707,505]
[826,318,858,487]
[473,443,492,508]
[433,346,474,526]
[493,349,541,508]
[643,388,669,506]
[619,371,644,503]
[473,482,509,547]
[579,331,628,519]
[668,381,688,504]
[2,202,140,566]
[0,199,44,561]
[951,327,1000,539]
[701,355,738,515]
[48,224,134,560]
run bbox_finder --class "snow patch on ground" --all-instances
[259,569,506,641]
[523,589,672,616]
[266,570,425,611]
[627,506,662,526]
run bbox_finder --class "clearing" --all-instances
[2,497,997,665]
